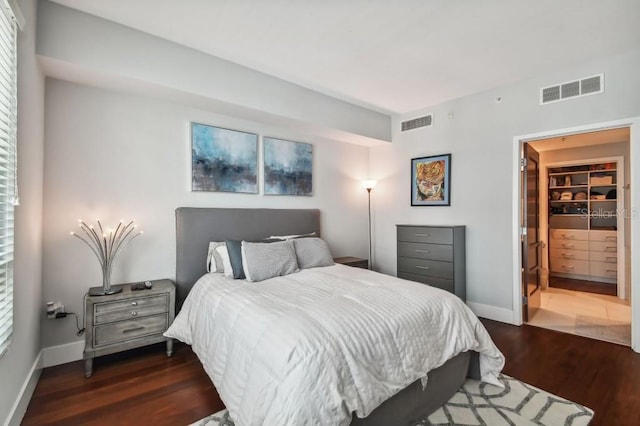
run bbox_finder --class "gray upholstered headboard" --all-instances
[175,207,321,310]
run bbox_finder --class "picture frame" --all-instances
[191,122,258,193]
[411,154,451,206]
[263,137,313,196]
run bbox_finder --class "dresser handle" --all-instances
[562,265,575,270]
[415,265,431,270]
[606,269,617,273]
[606,257,617,263]
[131,301,138,306]
[604,236,617,241]
[415,249,430,254]
[561,253,574,259]
[415,233,430,237]
[605,246,616,250]
[562,244,574,248]
[130,311,138,317]
[561,234,574,239]
[122,326,144,334]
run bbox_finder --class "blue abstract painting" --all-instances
[191,123,258,193]
[264,137,313,196]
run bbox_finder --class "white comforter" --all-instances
[165,264,504,426]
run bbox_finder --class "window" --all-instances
[0,0,18,358]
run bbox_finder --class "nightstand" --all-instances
[83,279,175,378]
[334,256,368,269]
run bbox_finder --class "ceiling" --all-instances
[50,0,640,114]
[529,127,630,152]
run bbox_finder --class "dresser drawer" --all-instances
[549,248,589,261]
[95,294,168,315]
[397,227,453,244]
[95,303,168,325]
[549,239,589,251]
[589,261,618,278]
[550,258,589,275]
[588,241,617,253]
[549,229,589,241]
[589,251,617,263]
[397,257,453,279]
[397,242,453,262]
[94,314,168,347]
[589,230,617,242]
[397,272,454,293]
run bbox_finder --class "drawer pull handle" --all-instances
[131,301,138,306]
[122,326,145,334]
[415,265,431,270]
[562,244,574,248]
[562,265,575,270]
[561,234,574,239]
[415,233,430,237]
[561,253,574,259]
[130,311,138,317]
[415,249,430,254]
[604,236,617,241]
[606,269,617,273]
[606,246,616,250]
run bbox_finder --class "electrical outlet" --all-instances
[46,301,65,319]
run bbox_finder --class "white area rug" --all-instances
[190,374,593,425]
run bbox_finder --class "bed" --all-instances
[167,207,504,426]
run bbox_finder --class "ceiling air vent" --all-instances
[540,73,604,105]
[401,114,433,132]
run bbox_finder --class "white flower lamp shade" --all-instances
[71,219,143,296]
[362,180,377,191]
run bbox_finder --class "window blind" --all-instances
[0,0,17,358]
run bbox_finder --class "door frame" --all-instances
[512,117,640,353]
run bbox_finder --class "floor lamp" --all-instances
[362,180,377,270]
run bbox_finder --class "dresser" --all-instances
[83,279,175,377]
[396,225,466,300]
[549,229,617,283]
[333,256,368,269]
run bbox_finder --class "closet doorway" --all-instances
[523,127,631,346]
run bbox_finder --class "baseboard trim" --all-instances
[466,301,515,325]
[42,340,84,368]
[5,351,42,426]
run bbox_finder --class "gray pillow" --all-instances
[293,237,334,269]
[241,240,299,282]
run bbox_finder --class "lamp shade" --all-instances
[361,180,377,190]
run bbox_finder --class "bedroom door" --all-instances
[522,143,542,322]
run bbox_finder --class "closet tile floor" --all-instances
[528,287,631,346]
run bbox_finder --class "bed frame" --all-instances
[175,207,478,425]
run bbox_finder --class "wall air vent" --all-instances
[401,114,433,132]
[540,73,604,105]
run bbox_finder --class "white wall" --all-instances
[370,50,640,318]
[41,79,370,348]
[0,0,45,424]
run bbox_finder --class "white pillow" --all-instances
[215,245,234,278]
[206,242,226,273]
[269,232,317,240]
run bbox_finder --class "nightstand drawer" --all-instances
[397,242,453,261]
[94,314,168,347]
[397,227,453,244]
[95,303,168,325]
[397,257,453,279]
[95,294,168,315]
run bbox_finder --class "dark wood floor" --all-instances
[549,276,617,296]
[23,320,640,426]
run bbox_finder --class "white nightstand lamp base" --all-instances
[88,286,123,296]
